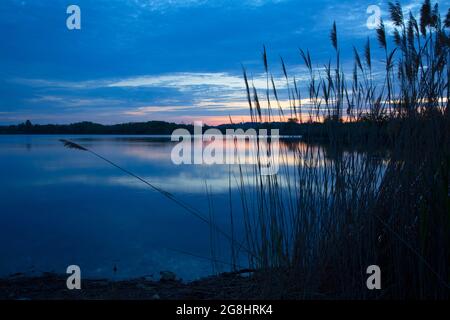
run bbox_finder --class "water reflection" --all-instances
[0,135,386,281]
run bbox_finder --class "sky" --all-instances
[0,0,448,125]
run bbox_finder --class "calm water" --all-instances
[0,135,296,281]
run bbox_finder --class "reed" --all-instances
[58,0,449,299]
[236,0,449,299]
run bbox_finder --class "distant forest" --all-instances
[0,120,306,135]
[0,119,395,143]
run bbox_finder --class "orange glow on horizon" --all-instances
[176,114,324,126]
[174,113,352,126]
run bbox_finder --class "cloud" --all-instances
[14,69,309,94]
[123,105,192,116]
[13,71,298,109]
[107,73,249,89]
[13,78,107,90]
[131,0,289,12]
[9,65,341,125]
[311,0,442,39]
[27,95,124,108]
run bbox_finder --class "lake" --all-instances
[0,135,306,281]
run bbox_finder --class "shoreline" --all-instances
[0,270,259,300]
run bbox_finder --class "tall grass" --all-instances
[236,0,449,299]
[58,0,448,299]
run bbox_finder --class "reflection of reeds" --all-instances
[238,0,449,298]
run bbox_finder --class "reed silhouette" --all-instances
[57,0,449,299]
[236,0,449,299]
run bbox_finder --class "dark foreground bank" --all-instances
[2,268,436,300]
[0,268,386,300]
[0,271,264,300]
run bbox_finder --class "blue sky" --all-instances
[0,0,448,125]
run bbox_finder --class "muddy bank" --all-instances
[0,271,261,300]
